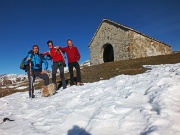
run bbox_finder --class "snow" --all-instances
[7,86,16,88]
[64,67,69,73]
[15,86,28,90]
[80,60,90,66]
[0,63,180,135]
[0,86,17,89]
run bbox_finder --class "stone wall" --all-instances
[128,31,172,59]
[89,22,129,65]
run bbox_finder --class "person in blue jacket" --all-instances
[24,45,49,98]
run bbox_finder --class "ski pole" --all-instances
[29,61,34,99]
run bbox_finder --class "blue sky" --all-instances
[0,0,180,74]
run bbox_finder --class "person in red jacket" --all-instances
[43,40,66,90]
[57,39,83,86]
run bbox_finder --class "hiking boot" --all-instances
[77,82,84,86]
[29,95,35,98]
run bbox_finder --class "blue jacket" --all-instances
[24,53,48,70]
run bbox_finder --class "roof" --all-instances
[88,19,171,47]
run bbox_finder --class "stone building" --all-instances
[88,19,172,65]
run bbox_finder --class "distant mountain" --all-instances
[80,60,90,66]
[0,74,6,77]
[0,74,27,86]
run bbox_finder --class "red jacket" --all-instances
[59,46,80,63]
[43,48,65,62]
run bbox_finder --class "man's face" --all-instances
[48,43,53,49]
[67,40,73,48]
[33,46,39,53]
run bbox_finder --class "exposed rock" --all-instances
[2,80,12,86]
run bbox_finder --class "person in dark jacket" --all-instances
[43,40,67,90]
[57,39,83,86]
[24,45,49,98]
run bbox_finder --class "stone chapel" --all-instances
[88,19,172,65]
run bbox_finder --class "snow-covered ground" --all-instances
[15,86,28,90]
[0,63,180,135]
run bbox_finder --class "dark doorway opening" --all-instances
[103,44,114,62]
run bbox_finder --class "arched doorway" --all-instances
[103,44,114,63]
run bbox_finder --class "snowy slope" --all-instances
[0,63,180,135]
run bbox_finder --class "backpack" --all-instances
[20,50,34,71]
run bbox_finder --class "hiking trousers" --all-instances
[27,70,49,97]
[68,62,81,85]
[52,61,66,89]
